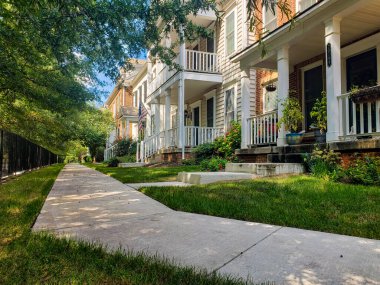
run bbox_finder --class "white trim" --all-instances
[203,89,217,100]
[224,7,237,57]
[224,83,237,130]
[301,60,324,131]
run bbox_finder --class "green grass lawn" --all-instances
[85,163,201,183]
[141,175,380,239]
[0,164,250,284]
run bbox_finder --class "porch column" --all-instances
[126,119,130,139]
[154,102,161,136]
[165,90,171,148]
[240,67,251,149]
[325,17,341,142]
[178,25,186,159]
[277,46,290,146]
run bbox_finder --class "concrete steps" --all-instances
[118,162,146,168]
[177,163,305,185]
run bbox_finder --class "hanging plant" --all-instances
[349,85,380,104]
[265,83,277,92]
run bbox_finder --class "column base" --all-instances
[326,131,340,143]
[277,137,287,147]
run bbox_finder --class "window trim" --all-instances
[225,7,237,56]
[224,84,237,130]
[262,5,277,33]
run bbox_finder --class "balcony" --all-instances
[148,49,220,100]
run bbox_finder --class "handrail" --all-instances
[247,110,278,146]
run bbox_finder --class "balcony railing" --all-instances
[248,111,278,146]
[148,49,220,98]
[298,0,319,12]
[186,50,219,73]
[338,92,380,139]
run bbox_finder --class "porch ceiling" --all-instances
[238,0,380,70]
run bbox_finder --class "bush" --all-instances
[117,155,136,163]
[182,158,197,165]
[84,156,92,163]
[200,157,227,172]
[94,146,105,162]
[107,157,120,167]
[305,147,341,179]
[194,143,217,162]
[214,121,241,159]
[115,138,137,157]
[342,156,380,185]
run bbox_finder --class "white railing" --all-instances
[185,126,224,147]
[298,0,318,12]
[186,50,219,73]
[104,144,118,161]
[142,133,161,159]
[248,111,278,146]
[149,57,179,97]
[264,18,277,33]
[338,92,380,139]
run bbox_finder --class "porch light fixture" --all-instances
[327,43,332,67]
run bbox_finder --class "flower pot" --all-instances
[314,130,326,143]
[286,133,303,145]
[265,84,277,92]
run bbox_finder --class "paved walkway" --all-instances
[34,164,380,285]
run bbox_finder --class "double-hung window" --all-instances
[225,10,236,55]
[225,86,236,129]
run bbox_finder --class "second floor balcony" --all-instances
[148,49,221,100]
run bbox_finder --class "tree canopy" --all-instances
[0,0,291,156]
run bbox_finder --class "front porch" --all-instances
[235,0,380,155]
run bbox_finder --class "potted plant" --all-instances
[277,95,304,145]
[310,91,327,143]
[349,84,380,104]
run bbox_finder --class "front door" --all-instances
[347,48,377,134]
[304,65,324,130]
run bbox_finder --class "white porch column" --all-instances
[126,119,130,138]
[178,25,186,159]
[325,17,341,142]
[165,90,171,148]
[154,102,161,135]
[240,67,251,149]
[277,46,290,146]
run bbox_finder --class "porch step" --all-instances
[267,153,305,163]
[225,163,305,176]
[118,162,146,168]
[177,172,256,185]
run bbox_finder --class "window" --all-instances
[263,5,276,33]
[263,82,278,113]
[297,0,319,13]
[225,10,236,55]
[225,86,235,129]
[206,97,214,127]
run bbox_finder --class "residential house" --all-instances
[104,59,146,160]
[232,0,380,163]
[137,0,258,162]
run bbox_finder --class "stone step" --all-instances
[177,172,256,185]
[225,163,305,176]
[267,153,305,163]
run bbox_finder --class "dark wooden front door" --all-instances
[193,106,200,145]
[304,65,324,130]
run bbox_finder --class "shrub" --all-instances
[277,94,304,133]
[115,138,137,157]
[107,157,120,167]
[214,121,241,159]
[343,156,380,185]
[182,158,197,165]
[200,157,227,172]
[84,156,92,163]
[305,147,341,179]
[94,146,105,162]
[117,155,136,163]
[194,143,217,162]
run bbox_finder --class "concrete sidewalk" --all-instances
[34,164,380,285]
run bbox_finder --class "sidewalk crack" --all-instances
[212,226,283,274]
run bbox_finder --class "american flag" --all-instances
[138,101,148,130]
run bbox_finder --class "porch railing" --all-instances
[248,111,278,146]
[186,50,219,73]
[185,126,224,147]
[338,92,380,139]
[104,144,118,161]
[143,133,161,159]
